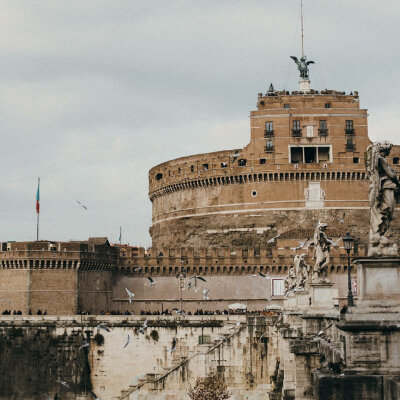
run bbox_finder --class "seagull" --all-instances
[260,332,268,340]
[76,200,88,210]
[134,266,142,272]
[203,289,210,300]
[338,212,346,223]
[168,338,177,353]
[56,380,70,389]
[123,334,130,348]
[327,237,342,247]
[126,288,134,303]
[138,318,148,334]
[189,276,207,283]
[214,335,228,342]
[147,276,157,286]
[258,272,270,279]
[292,237,311,251]
[96,323,110,332]
[251,274,258,277]
[315,323,333,337]
[79,339,90,350]
[267,234,280,244]
[187,281,194,290]
[172,308,186,317]
[230,152,241,162]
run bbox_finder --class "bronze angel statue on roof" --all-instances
[366,141,400,256]
[290,55,314,79]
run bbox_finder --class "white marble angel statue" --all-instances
[312,222,330,283]
[294,254,310,289]
[366,141,400,256]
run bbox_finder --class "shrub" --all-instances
[188,371,231,400]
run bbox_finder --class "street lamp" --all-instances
[342,232,354,307]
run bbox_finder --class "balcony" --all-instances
[292,129,302,137]
[264,130,274,137]
[346,143,356,151]
[345,128,355,135]
[265,145,274,153]
[318,129,329,137]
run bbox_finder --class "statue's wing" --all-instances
[306,61,315,65]
[290,56,299,63]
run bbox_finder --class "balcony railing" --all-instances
[292,129,302,137]
[345,128,355,135]
[264,130,274,137]
[318,129,329,136]
[346,143,356,151]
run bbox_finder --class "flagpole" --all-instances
[119,226,122,245]
[36,177,40,241]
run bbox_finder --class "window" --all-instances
[203,163,209,170]
[346,138,355,151]
[198,335,211,345]
[284,103,290,109]
[271,278,285,296]
[155,173,163,181]
[265,121,273,136]
[345,120,354,135]
[292,120,301,136]
[259,158,266,165]
[265,139,274,152]
[238,159,247,166]
[325,103,331,109]
[251,190,257,197]
[290,147,302,163]
[319,120,328,136]
[221,162,227,168]
[290,146,331,163]
[353,157,360,163]
[394,157,400,165]
[190,165,194,172]
[304,147,316,163]
[178,167,181,174]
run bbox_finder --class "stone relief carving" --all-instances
[312,222,330,283]
[366,141,400,256]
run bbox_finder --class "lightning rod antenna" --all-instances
[301,0,304,57]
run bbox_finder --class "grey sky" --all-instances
[1,1,399,247]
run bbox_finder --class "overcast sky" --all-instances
[1,0,399,247]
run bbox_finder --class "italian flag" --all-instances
[36,179,40,214]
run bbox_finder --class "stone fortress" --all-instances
[2,53,400,400]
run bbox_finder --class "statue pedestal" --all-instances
[295,290,310,309]
[354,257,400,308]
[299,78,310,92]
[310,282,334,309]
[284,292,297,310]
[338,257,400,374]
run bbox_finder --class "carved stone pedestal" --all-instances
[295,290,310,309]
[284,292,296,310]
[310,283,334,310]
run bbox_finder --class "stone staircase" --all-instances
[118,322,248,399]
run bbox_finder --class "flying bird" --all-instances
[147,276,157,286]
[172,308,186,317]
[138,318,149,334]
[123,334,130,348]
[314,323,333,337]
[76,200,88,210]
[90,390,101,400]
[189,275,207,283]
[126,288,134,303]
[214,335,228,342]
[134,266,142,272]
[56,380,70,389]
[292,237,311,251]
[327,237,342,247]
[187,281,194,290]
[260,332,268,340]
[168,338,177,353]
[79,339,90,350]
[338,212,346,223]
[96,323,110,332]
[267,234,280,244]
[258,272,270,279]
[203,289,210,300]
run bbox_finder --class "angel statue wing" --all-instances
[290,56,299,65]
[365,143,380,207]
[306,61,315,65]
